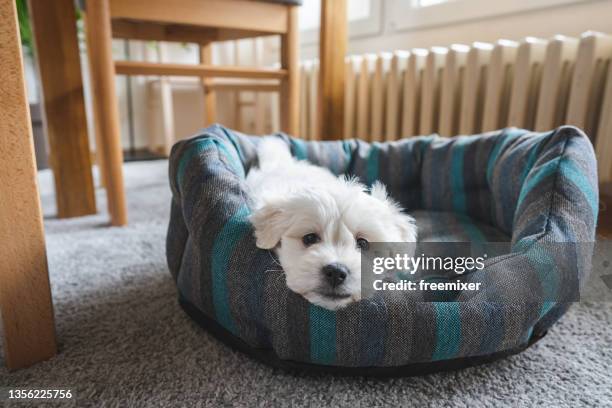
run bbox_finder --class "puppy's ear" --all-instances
[369,181,389,202]
[249,200,292,249]
[396,214,418,242]
[371,181,418,242]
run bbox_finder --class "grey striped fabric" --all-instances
[166,124,598,367]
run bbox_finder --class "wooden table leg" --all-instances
[280,5,300,136]
[318,0,347,140]
[0,0,57,370]
[28,0,97,219]
[155,43,176,156]
[84,0,127,226]
[200,42,217,126]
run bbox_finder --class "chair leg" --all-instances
[200,43,217,126]
[253,38,267,135]
[156,43,176,156]
[29,0,97,218]
[0,0,57,370]
[232,42,243,131]
[159,76,176,156]
[84,0,127,226]
[318,0,347,140]
[280,6,300,136]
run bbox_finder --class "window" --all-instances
[388,0,591,31]
[411,0,452,7]
[299,0,382,44]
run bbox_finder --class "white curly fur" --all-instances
[247,138,417,310]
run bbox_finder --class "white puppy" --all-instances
[247,138,417,310]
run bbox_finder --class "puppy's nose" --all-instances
[322,263,349,287]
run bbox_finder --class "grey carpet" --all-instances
[1,160,611,407]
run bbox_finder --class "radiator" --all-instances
[299,31,612,183]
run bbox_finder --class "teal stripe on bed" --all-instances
[216,140,245,178]
[290,138,309,161]
[366,143,380,187]
[539,301,556,318]
[517,152,597,227]
[220,126,246,163]
[211,205,251,335]
[516,157,560,210]
[559,160,598,220]
[451,139,468,213]
[309,305,336,365]
[456,213,487,243]
[177,139,216,188]
[342,140,353,173]
[432,302,462,361]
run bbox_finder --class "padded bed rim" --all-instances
[178,294,547,378]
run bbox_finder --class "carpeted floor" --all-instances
[1,160,611,407]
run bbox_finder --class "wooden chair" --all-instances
[83,0,301,226]
[148,38,281,152]
[30,0,294,225]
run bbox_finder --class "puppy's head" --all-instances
[249,180,416,310]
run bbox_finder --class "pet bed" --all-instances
[166,125,598,376]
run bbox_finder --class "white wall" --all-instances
[298,0,612,59]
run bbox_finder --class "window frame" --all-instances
[300,0,383,45]
[387,0,594,32]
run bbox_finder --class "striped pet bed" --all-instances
[166,124,598,375]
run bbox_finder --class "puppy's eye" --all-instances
[302,233,321,247]
[356,237,369,251]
